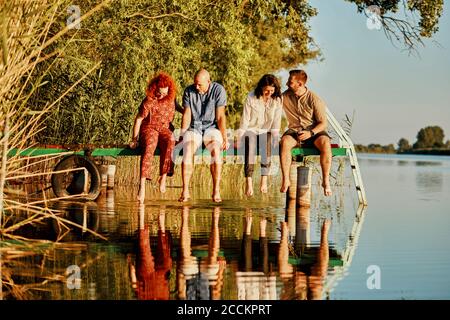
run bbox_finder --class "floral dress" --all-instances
[138,97,175,179]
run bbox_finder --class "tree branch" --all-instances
[125,12,192,21]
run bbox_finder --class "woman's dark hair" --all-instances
[254,74,282,99]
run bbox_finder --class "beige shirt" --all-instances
[238,91,282,134]
[282,88,327,131]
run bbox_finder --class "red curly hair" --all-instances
[145,72,176,102]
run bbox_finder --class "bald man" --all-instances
[178,69,228,202]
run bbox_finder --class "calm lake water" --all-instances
[1,153,449,300]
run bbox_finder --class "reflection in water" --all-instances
[237,209,276,300]
[279,201,331,300]
[128,205,172,300]
[415,161,442,167]
[415,171,443,194]
[51,201,100,241]
[2,185,368,300]
[176,206,225,300]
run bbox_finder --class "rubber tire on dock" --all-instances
[51,155,101,201]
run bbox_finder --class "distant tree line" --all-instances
[355,126,450,155]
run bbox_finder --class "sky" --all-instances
[279,1,450,146]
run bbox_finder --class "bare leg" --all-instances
[245,177,254,197]
[179,140,196,202]
[314,136,332,196]
[137,177,146,203]
[260,175,268,193]
[280,135,297,193]
[259,218,267,238]
[244,133,256,197]
[209,142,222,203]
[158,174,167,193]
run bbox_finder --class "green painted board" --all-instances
[8,146,347,158]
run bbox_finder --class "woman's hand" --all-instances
[129,138,138,149]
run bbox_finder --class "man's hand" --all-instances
[297,130,313,142]
[222,138,230,151]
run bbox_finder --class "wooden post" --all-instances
[295,205,311,254]
[296,166,312,207]
[107,164,116,189]
[99,164,108,189]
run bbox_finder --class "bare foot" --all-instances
[322,180,332,196]
[212,189,222,203]
[178,190,191,202]
[280,177,290,193]
[245,177,253,197]
[260,176,268,193]
[158,175,167,193]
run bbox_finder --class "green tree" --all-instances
[397,138,411,152]
[345,0,444,52]
[29,0,319,144]
[413,126,445,149]
[25,0,444,144]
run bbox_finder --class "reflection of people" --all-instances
[278,217,331,300]
[129,72,177,202]
[176,205,202,299]
[280,70,332,196]
[237,74,282,196]
[237,209,276,300]
[177,206,226,300]
[178,69,228,203]
[128,205,172,300]
[294,219,330,300]
[199,207,226,300]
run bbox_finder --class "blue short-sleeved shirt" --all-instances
[182,82,227,133]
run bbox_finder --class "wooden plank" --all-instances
[8,146,348,158]
[292,147,347,157]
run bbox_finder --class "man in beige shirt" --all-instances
[280,70,332,196]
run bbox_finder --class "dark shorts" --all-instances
[282,129,331,148]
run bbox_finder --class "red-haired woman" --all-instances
[130,72,176,203]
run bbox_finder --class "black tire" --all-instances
[51,155,101,201]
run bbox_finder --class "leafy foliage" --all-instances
[31,0,319,144]
[345,0,444,52]
[413,125,445,149]
[25,0,445,145]
[397,138,411,152]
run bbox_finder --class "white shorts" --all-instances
[183,127,223,149]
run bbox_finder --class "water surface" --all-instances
[1,154,449,300]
